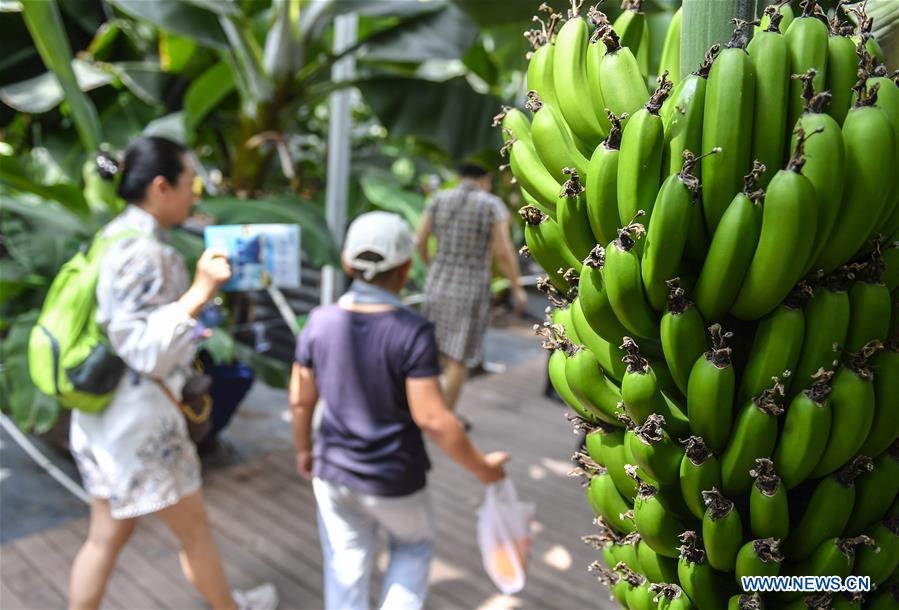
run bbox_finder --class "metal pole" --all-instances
[321,13,358,305]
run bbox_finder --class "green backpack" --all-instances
[28,231,140,412]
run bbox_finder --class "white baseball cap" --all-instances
[342,211,416,281]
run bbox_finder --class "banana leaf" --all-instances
[20,0,102,151]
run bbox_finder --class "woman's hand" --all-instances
[194,247,232,298]
[296,449,314,480]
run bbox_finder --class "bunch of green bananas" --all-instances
[502,1,899,607]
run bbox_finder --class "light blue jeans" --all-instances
[312,477,435,610]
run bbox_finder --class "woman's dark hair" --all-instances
[96,136,189,203]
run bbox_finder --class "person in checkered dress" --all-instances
[415,164,527,415]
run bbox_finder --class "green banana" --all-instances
[773,369,834,489]
[790,77,847,272]
[642,150,717,312]
[784,3,830,139]
[619,562,656,610]
[757,0,794,34]
[599,28,651,126]
[657,7,682,83]
[585,462,636,535]
[661,46,714,176]
[591,561,630,607]
[693,161,765,322]
[858,339,899,458]
[845,248,892,353]
[556,168,598,262]
[620,337,689,436]
[884,235,899,292]
[505,136,562,218]
[627,413,685,486]
[527,92,589,183]
[791,270,851,396]
[544,335,596,423]
[618,72,674,228]
[552,2,608,147]
[604,218,660,339]
[652,583,695,610]
[686,324,735,454]
[584,423,605,464]
[520,206,580,293]
[677,531,733,610]
[811,343,880,478]
[661,278,708,396]
[854,516,899,584]
[493,106,532,147]
[585,6,612,132]
[815,83,897,272]
[735,538,783,582]
[562,338,625,426]
[524,8,562,110]
[720,377,787,497]
[637,541,679,585]
[613,0,646,62]
[846,444,899,536]
[789,536,876,579]
[738,285,808,402]
[701,22,756,233]
[701,488,743,572]
[787,456,873,560]
[680,436,722,521]
[749,458,790,541]
[727,593,764,610]
[866,586,899,610]
[630,466,689,558]
[731,127,818,320]
[585,112,624,248]
[578,246,633,346]
[570,297,627,382]
[596,424,639,500]
[869,76,899,236]
[825,22,859,125]
[747,5,791,188]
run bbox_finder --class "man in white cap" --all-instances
[289,211,509,610]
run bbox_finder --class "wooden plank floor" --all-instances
[0,356,617,610]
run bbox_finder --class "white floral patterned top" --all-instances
[70,205,202,519]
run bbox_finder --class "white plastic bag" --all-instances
[477,477,535,595]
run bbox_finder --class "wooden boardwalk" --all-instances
[0,356,616,610]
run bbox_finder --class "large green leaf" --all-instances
[0,59,112,114]
[108,61,173,106]
[20,0,102,151]
[451,0,544,27]
[219,14,274,112]
[359,169,425,227]
[0,260,45,305]
[109,0,230,50]
[196,196,340,267]
[4,232,82,277]
[184,61,236,133]
[159,31,199,73]
[0,196,94,236]
[360,3,477,62]
[0,154,90,217]
[1,311,59,433]
[143,111,187,143]
[358,75,503,160]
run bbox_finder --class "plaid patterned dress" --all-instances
[422,183,508,367]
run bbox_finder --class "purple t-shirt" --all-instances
[295,304,441,497]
